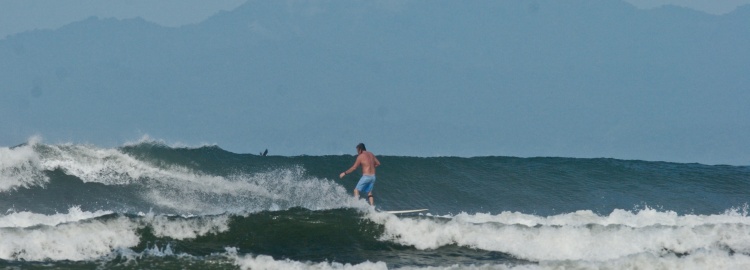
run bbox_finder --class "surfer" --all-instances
[340,143,380,206]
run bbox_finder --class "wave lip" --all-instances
[0,206,112,228]
[449,205,750,228]
[1,139,356,214]
[0,214,139,261]
[231,252,389,270]
[367,208,750,262]
[0,208,233,261]
[0,141,47,191]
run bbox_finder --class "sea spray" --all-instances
[0,139,747,268]
[368,208,750,262]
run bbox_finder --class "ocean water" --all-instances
[1,139,749,269]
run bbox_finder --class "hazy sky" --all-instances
[1,0,748,165]
[1,0,749,39]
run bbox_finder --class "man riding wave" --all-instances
[339,143,380,206]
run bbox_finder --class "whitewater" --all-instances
[1,138,749,269]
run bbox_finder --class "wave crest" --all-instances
[367,207,750,262]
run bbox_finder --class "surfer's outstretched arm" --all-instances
[339,156,362,178]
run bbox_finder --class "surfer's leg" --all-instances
[354,176,368,199]
[367,192,374,206]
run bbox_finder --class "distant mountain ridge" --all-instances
[1,0,748,165]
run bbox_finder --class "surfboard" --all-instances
[384,209,428,214]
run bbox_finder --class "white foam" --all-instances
[0,206,233,261]
[0,138,47,191]
[140,211,231,240]
[366,208,750,262]
[1,138,355,213]
[0,214,140,261]
[40,142,185,185]
[449,205,750,228]
[231,252,388,270]
[229,249,750,270]
[533,250,750,270]
[0,206,112,228]
[397,251,750,270]
[138,166,355,214]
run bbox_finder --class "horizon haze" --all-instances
[1,0,748,165]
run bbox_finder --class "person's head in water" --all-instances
[356,143,366,154]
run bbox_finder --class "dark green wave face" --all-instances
[160,208,522,267]
[171,209,387,261]
[1,141,749,269]
[118,141,750,216]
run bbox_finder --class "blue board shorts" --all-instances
[355,175,376,193]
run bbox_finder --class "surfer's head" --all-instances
[356,143,366,153]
